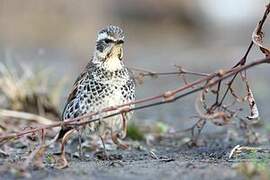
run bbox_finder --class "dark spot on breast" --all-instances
[75,102,79,109]
[97,88,103,94]
[74,111,80,118]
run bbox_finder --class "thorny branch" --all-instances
[131,66,209,84]
[216,3,270,108]
[0,57,269,142]
[186,3,270,144]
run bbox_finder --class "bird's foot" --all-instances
[111,132,129,150]
[55,154,69,169]
[94,150,109,160]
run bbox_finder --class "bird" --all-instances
[57,25,135,166]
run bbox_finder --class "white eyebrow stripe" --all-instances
[97,32,108,41]
[97,32,119,42]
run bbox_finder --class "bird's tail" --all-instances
[56,126,74,141]
[41,126,74,149]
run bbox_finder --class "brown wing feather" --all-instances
[61,60,94,120]
[58,61,95,139]
[67,71,86,102]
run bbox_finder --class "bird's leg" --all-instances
[77,126,83,159]
[99,135,108,160]
[111,113,129,150]
[58,129,75,169]
[121,113,128,138]
[111,113,129,149]
[111,132,129,150]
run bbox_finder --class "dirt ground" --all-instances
[1,132,269,180]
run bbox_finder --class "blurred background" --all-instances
[0,0,269,131]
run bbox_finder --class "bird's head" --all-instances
[93,25,125,71]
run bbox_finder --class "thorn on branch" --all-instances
[217,69,226,77]
[163,91,175,102]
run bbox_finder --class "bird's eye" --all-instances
[104,39,113,44]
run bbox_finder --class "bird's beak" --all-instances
[107,43,123,60]
[115,44,123,60]
[118,46,123,60]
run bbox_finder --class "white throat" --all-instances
[93,52,123,72]
[103,56,123,71]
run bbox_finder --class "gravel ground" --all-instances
[1,133,269,180]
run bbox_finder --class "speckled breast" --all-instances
[64,67,135,138]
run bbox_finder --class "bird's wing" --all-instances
[67,71,87,102]
[61,61,94,120]
[127,67,136,86]
[58,60,96,140]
